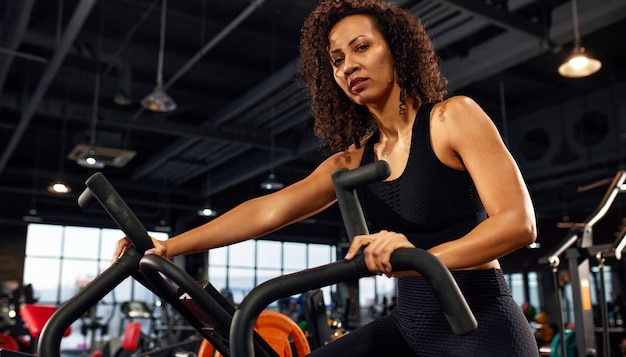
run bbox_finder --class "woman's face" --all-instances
[328,14,397,107]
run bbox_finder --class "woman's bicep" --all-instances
[447,97,534,219]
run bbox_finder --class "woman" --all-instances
[115,0,538,355]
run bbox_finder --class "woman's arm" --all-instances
[427,95,536,270]
[113,149,361,261]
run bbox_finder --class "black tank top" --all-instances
[358,103,487,249]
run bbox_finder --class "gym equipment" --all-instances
[6,160,476,357]
[0,304,71,355]
[0,334,18,352]
[26,172,302,357]
[229,161,478,356]
[197,310,310,357]
[539,170,626,357]
[303,289,336,349]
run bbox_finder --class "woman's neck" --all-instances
[368,97,418,139]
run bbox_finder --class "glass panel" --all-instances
[284,242,306,270]
[59,259,99,302]
[208,266,227,294]
[229,240,255,268]
[63,226,100,259]
[132,279,158,311]
[22,257,60,303]
[209,246,228,266]
[257,268,282,285]
[359,277,375,306]
[101,228,124,260]
[509,273,524,306]
[26,224,62,257]
[375,275,396,302]
[112,277,133,303]
[308,244,331,268]
[257,241,281,269]
[527,271,540,309]
[229,267,255,304]
[320,285,332,311]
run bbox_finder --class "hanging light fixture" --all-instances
[261,172,284,191]
[198,174,218,217]
[260,107,284,191]
[558,0,601,78]
[141,0,176,112]
[260,20,283,191]
[48,116,71,194]
[78,19,106,169]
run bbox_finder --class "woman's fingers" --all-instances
[112,237,132,263]
[346,230,414,277]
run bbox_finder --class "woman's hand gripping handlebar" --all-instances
[78,173,163,262]
[79,172,155,255]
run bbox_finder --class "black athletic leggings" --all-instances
[306,313,417,357]
[306,269,539,357]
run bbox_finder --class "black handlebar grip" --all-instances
[83,172,154,254]
[77,188,98,210]
[332,161,390,240]
[332,160,391,190]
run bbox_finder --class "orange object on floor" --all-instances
[197,310,311,357]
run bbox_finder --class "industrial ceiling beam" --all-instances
[0,0,98,174]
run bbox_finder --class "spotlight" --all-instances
[47,181,71,194]
[260,173,284,190]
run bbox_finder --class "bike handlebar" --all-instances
[230,161,477,356]
[331,160,390,240]
[38,173,155,357]
[79,172,154,254]
[230,248,477,356]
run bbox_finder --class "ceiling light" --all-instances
[76,149,106,169]
[558,47,602,78]
[114,90,132,106]
[50,117,71,194]
[527,242,541,249]
[558,0,601,78]
[260,173,284,191]
[141,83,176,112]
[142,0,176,112]
[197,208,217,217]
[23,208,42,223]
[47,181,71,194]
[114,61,132,105]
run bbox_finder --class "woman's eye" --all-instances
[331,57,344,67]
[356,44,369,52]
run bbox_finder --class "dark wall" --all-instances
[0,223,27,289]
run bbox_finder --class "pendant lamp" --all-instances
[558,0,601,78]
[260,107,284,191]
[142,0,177,112]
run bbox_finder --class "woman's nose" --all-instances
[343,56,359,75]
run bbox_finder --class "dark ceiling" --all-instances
[1,0,625,272]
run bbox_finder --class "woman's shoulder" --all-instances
[432,95,482,118]
[317,143,365,173]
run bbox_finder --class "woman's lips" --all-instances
[349,77,367,93]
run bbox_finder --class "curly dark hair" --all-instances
[299,0,448,153]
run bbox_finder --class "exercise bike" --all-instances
[0,161,477,357]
